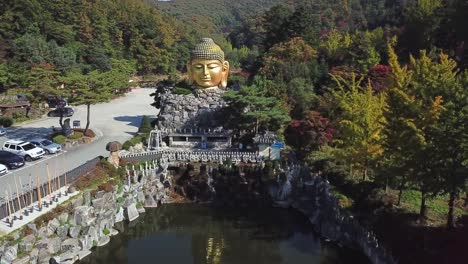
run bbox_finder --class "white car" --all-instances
[2,140,45,161]
[0,164,8,175]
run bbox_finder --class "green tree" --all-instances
[222,85,290,133]
[26,63,61,105]
[64,71,111,134]
[383,45,457,220]
[429,70,468,229]
[329,73,386,181]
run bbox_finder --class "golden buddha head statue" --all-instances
[187,38,230,89]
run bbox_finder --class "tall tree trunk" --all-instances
[385,174,389,194]
[464,192,467,208]
[59,112,64,128]
[84,103,90,134]
[419,189,428,221]
[362,158,368,182]
[397,178,405,206]
[447,190,456,230]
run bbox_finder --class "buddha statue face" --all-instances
[187,38,230,89]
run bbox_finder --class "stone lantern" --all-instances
[106,141,122,168]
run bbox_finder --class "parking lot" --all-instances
[0,88,156,200]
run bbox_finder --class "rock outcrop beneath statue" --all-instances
[157,88,227,130]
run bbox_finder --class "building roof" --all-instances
[253,132,277,144]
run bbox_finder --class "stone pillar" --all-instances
[169,136,173,147]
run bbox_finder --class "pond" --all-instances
[80,204,369,264]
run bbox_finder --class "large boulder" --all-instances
[56,225,69,239]
[11,255,30,264]
[37,249,50,264]
[82,191,91,206]
[71,195,83,208]
[2,245,17,263]
[26,224,37,235]
[92,198,105,211]
[28,248,38,264]
[83,226,98,243]
[97,236,110,247]
[46,218,60,236]
[58,213,69,224]
[47,237,62,255]
[61,238,80,252]
[18,234,35,252]
[58,251,79,264]
[68,226,81,238]
[144,194,158,208]
[125,203,139,222]
[115,207,124,223]
[79,235,93,251]
[73,206,95,227]
[137,192,145,203]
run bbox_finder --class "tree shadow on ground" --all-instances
[113,116,144,128]
[1,127,54,141]
[373,208,468,264]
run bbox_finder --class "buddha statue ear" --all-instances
[220,61,230,89]
[186,62,193,85]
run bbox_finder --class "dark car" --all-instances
[0,150,25,169]
[47,107,74,117]
[47,96,68,108]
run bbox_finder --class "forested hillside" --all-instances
[0,0,200,92]
[219,1,468,263]
[148,0,286,33]
[0,0,466,263]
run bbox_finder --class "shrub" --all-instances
[122,140,133,150]
[150,119,158,128]
[98,181,114,193]
[53,135,66,144]
[332,190,354,209]
[0,117,14,127]
[84,129,96,137]
[117,196,125,203]
[72,164,108,191]
[173,87,192,95]
[99,160,119,177]
[74,128,96,138]
[138,115,152,133]
[68,131,83,140]
[123,135,144,150]
[102,228,110,236]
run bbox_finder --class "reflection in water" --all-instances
[80,204,369,264]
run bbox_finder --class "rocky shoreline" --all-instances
[0,160,394,264]
[0,162,172,264]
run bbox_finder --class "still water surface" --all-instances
[80,204,369,264]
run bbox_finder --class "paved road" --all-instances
[0,88,156,200]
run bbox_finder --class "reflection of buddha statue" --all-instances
[187,38,230,89]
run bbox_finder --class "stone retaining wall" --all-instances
[0,161,171,264]
[279,165,395,264]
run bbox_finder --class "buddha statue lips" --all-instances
[187,38,230,89]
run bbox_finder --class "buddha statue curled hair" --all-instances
[187,38,230,89]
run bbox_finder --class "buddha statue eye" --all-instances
[208,64,220,69]
[194,64,204,69]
